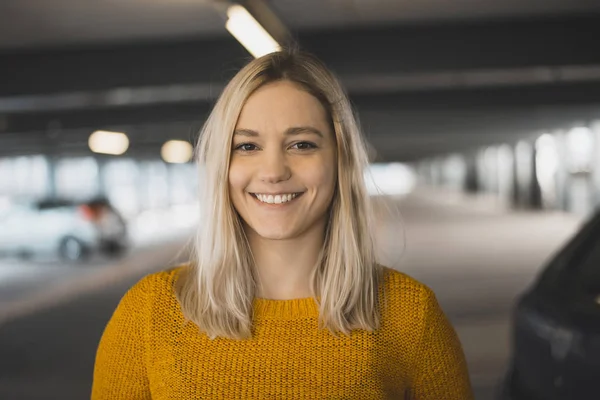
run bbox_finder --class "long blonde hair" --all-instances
[175,50,383,340]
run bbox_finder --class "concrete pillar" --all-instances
[96,157,107,198]
[464,152,479,193]
[487,147,500,195]
[554,131,569,212]
[513,140,542,210]
[511,145,520,208]
[514,141,533,209]
[138,161,150,211]
[167,163,177,206]
[427,159,439,186]
[591,122,600,209]
[476,149,488,193]
[497,144,514,205]
[564,126,595,217]
[416,161,430,186]
[45,156,58,200]
[530,146,543,209]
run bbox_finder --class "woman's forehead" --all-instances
[236,81,331,134]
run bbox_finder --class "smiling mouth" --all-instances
[250,192,304,204]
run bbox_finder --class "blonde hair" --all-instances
[175,50,383,340]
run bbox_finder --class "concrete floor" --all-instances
[0,187,585,399]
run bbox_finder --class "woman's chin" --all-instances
[251,226,296,241]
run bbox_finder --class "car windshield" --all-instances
[35,199,76,210]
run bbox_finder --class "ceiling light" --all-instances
[225,4,281,58]
[88,130,129,155]
[161,140,193,164]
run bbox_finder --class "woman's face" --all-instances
[229,80,337,241]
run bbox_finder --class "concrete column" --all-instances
[96,157,107,198]
[497,144,514,205]
[564,126,595,217]
[430,159,442,186]
[591,122,600,209]
[514,141,533,209]
[463,152,479,193]
[167,163,177,206]
[530,146,543,209]
[416,161,430,186]
[554,131,569,212]
[487,147,500,195]
[45,156,58,200]
[476,150,488,193]
[511,145,520,208]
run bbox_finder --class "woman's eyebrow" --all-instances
[285,126,324,138]
[234,126,324,138]
[233,129,259,137]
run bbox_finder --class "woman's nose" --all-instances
[258,150,291,183]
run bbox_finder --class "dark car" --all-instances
[502,210,600,399]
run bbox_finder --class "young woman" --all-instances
[92,50,473,399]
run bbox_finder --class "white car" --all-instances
[0,198,128,261]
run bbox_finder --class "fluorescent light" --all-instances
[161,140,193,164]
[225,5,281,58]
[88,130,129,155]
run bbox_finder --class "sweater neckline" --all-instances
[253,297,319,320]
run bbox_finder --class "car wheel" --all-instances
[59,236,88,262]
[16,249,34,260]
[103,241,126,258]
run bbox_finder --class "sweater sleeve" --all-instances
[410,286,474,400]
[91,276,153,400]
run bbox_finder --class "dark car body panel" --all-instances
[504,210,600,400]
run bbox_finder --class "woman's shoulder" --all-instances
[379,266,440,321]
[381,266,433,297]
[125,264,188,303]
[143,264,186,285]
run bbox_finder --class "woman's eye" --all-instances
[235,143,258,152]
[291,142,317,150]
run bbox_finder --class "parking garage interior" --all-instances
[1,1,600,399]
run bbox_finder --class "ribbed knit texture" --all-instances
[92,266,473,399]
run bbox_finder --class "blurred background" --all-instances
[1,1,600,399]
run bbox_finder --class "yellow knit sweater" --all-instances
[92,266,473,399]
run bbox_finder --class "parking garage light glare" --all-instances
[225,5,281,58]
[161,140,193,164]
[535,134,558,186]
[535,133,555,151]
[88,130,129,155]
[567,126,593,173]
[567,127,593,153]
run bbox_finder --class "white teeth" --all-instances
[254,193,298,204]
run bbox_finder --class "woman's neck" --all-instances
[247,224,326,300]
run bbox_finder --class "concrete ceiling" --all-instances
[273,0,600,30]
[1,1,600,162]
[1,0,600,49]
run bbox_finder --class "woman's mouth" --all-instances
[250,192,304,205]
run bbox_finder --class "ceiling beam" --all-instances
[2,85,599,160]
[1,14,599,98]
[4,81,600,134]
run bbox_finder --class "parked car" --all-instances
[502,209,600,399]
[0,197,128,261]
